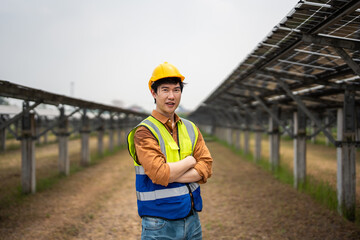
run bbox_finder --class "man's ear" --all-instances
[150,89,157,99]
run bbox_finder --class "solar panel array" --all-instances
[190,0,360,125]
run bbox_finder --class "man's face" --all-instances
[151,82,182,118]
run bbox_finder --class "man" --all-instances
[127,62,213,239]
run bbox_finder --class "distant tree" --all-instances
[0,97,9,105]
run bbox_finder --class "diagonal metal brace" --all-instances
[276,79,337,145]
[307,115,336,140]
[36,107,81,138]
[0,101,42,131]
[219,109,239,128]
[235,98,256,123]
[333,46,360,77]
[250,92,294,138]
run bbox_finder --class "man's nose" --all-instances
[168,90,175,99]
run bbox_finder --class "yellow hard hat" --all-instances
[148,62,185,91]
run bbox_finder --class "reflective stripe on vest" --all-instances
[141,119,167,159]
[182,118,196,151]
[136,183,200,201]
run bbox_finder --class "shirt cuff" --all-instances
[193,162,209,184]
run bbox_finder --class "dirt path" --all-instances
[1,141,360,239]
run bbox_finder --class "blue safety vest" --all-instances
[127,116,203,220]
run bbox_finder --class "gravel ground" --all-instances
[0,141,360,239]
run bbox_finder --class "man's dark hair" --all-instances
[151,77,184,94]
[151,77,184,104]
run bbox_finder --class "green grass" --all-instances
[297,177,338,212]
[213,135,359,222]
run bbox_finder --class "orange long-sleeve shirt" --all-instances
[134,110,213,187]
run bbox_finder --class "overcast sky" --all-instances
[0,0,299,113]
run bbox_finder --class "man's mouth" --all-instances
[166,102,175,107]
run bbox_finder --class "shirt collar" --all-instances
[151,110,182,125]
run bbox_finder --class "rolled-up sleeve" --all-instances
[193,128,213,184]
[134,126,170,186]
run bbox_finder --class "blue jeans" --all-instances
[141,211,202,240]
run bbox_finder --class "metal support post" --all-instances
[311,119,316,144]
[21,102,36,194]
[109,114,114,152]
[269,105,280,171]
[210,113,216,136]
[325,115,330,146]
[43,117,48,144]
[337,88,356,221]
[293,108,307,189]
[117,116,122,147]
[123,116,130,144]
[58,107,69,175]
[214,109,230,143]
[235,129,241,150]
[234,112,243,150]
[251,92,293,137]
[35,116,42,145]
[225,110,241,147]
[0,115,6,151]
[357,107,360,142]
[244,114,250,155]
[97,129,104,155]
[97,117,104,156]
[277,79,336,145]
[254,108,262,162]
[80,109,91,166]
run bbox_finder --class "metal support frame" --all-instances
[337,88,357,221]
[58,107,70,175]
[36,107,80,139]
[108,113,115,152]
[206,110,218,139]
[123,114,130,144]
[254,108,262,162]
[307,115,336,140]
[269,105,280,171]
[293,107,307,189]
[80,109,91,166]
[0,101,41,131]
[243,113,250,155]
[117,115,123,147]
[251,92,293,137]
[277,78,337,145]
[219,109,239,146]
[333,46,360,77]
[35,115,42,145]
[302,33,360,51]
[233,110,243,150]
[213,109,230,143]
[235,98,257,125]
[0,115,7,151]
[96,112,105,156]
[21,101,36,194]
[43,117,49,144]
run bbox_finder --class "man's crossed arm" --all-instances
[168,156,202,183]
